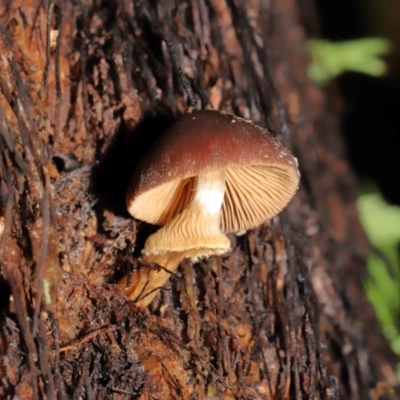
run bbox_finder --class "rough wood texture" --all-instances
[0,0,398,399]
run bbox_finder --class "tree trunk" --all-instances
[0,0,398,399]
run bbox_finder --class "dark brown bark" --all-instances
[0,0,398,399]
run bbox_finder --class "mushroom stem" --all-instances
[119,252,186,307]
[144,169,230,258]
[119,170,231,306]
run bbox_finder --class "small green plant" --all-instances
[306,37,392,85]
[357,184,400,380]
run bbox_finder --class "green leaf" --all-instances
[307,38,392,85]
[357,184,400,381]
[358,192,400,246]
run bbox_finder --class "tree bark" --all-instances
[0,0,398,399]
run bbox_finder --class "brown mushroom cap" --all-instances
[127,109,300,232]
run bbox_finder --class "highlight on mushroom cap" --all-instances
[127,109,300,233]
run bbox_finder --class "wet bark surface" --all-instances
[0,0,398,399]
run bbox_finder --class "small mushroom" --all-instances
[119,109,300,306]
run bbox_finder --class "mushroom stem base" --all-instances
[118,252,185,307]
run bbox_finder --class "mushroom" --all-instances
[119,109,300,306]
